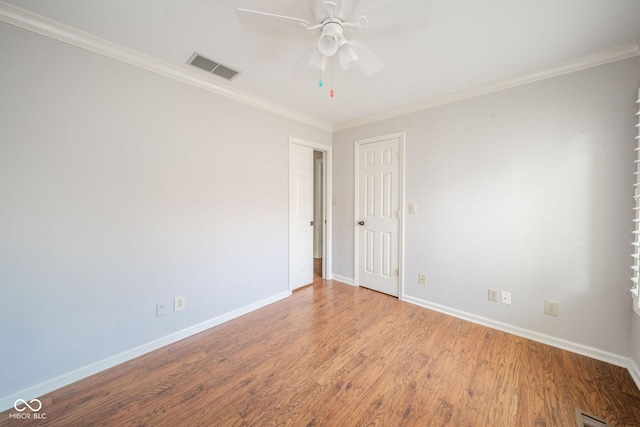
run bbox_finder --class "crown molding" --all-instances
[334,40,640,132]
[0,1,333,132]
[1,1,638,136]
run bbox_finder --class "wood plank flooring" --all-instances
[2,278,639,426]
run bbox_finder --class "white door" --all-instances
[289,143,314,289]
[357,136,401,297]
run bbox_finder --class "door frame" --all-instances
[314,157,324,259]
[354,131,406,299]
[289,137,333,292]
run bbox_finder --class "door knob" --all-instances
[310,221,314,226]
[358,221,365,226]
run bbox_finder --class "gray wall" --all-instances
[633,314,640,368]
[333,57,640,358]
[0,22,330,398]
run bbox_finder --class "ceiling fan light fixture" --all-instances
[317,22,343,57]
[338,44,358,69]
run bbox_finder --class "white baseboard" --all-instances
[402,294,630,369]
[332,274,356,286]
[4,290,636,413]
[630,359,640,391]
[0,290,291,412]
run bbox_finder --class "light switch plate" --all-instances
[501,291,511,305]
[156,303,170,317]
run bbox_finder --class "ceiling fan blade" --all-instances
[237,8,312,35]
[350,40,384,76]
[355,0,432,32]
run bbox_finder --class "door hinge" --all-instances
[396,268,400,276]
[397,152,401,159]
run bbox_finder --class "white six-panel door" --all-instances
[289,143,314,290]
[356,135,402,297]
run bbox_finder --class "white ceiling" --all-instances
[3,0,640,126]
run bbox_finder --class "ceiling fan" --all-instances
[236,0,421,80]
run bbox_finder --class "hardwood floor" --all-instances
[314,257,322,279]
[2,278,639,426]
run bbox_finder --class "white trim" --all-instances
[629,359,640,392]
[334,41,640,131]
[332,274,356,286]
[354,132,406,298]
[324,147,333,281]
[288,137,333,292]
[313,157,324,260]
[0,1,332,132]
[398,135,406,301]
[402,294,630,368]
[0,290,291,412]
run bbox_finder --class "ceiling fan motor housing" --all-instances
[318,22,344,56]
[313,0,356,22]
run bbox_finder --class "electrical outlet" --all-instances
[544,300,559,316]
[501,291,511,305]
[156,303,169,317]
[488,289,498,302]
[174,295,186,312]
[418,274,426,285]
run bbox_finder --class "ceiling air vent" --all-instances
[187,53,240,81]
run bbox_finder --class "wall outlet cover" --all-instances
[174,295,186,312]
[544,300,559,316]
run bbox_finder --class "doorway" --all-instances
[314,151,324,279]
[289,137,332,291]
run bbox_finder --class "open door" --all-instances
[289,143,314,289]
[289,137,333,291]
